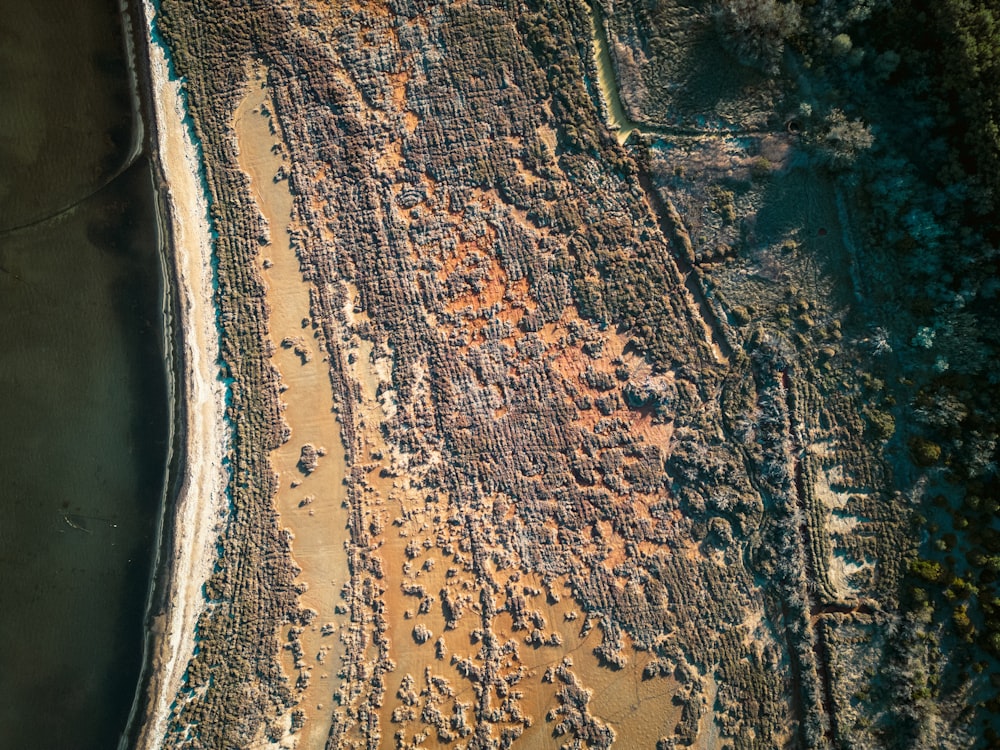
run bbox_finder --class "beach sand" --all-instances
[132,2,229,748]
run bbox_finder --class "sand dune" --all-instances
[132,3,229,748]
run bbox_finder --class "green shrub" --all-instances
[866,408,895,440]
[830,33,852,57]
[910,558,944,583]
[910,436,942,465]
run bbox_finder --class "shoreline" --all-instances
[128,2,230,748]
[117,3,183,748]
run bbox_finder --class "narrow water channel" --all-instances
[589,1,635,143]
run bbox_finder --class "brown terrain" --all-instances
[141,0,918,748]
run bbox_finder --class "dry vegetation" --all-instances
[146,0,965,747]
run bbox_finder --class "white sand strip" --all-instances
[133,2,229,748]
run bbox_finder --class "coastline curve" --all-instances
[130,2,230,748]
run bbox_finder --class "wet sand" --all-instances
[233,69,351,750]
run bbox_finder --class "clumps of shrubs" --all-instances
[713,0,802,74]
[297,443,326,474]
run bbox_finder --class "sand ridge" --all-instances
[133,3,230,748]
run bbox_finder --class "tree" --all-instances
[813,108,874,169]
[910,436,942,466]
[714,0,802,74]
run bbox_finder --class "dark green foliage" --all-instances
[713,0,802,74]
[910,558,945,584]
[897,0,1000,210]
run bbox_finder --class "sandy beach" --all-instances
[132,2,229,748]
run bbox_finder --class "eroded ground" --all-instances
[150,0,915,747]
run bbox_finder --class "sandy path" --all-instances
[133,3,229,748]
[233,69,352,750]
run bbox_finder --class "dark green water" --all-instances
[0,1,169,748]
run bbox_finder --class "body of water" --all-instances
[0,1,169,747]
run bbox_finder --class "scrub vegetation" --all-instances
[148,0,1000,747]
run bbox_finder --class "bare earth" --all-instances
[233,69,352,750]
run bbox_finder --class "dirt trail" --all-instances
[636,169,732,364]
[782,370,839,743]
